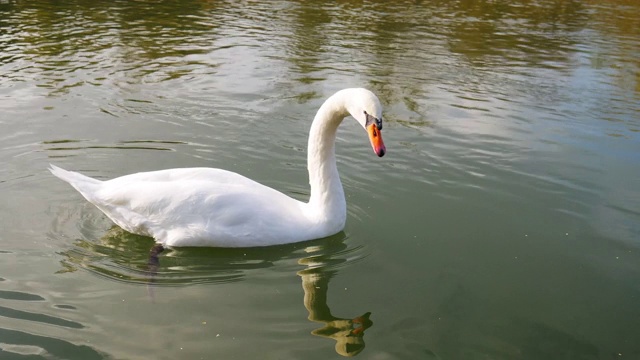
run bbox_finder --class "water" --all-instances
[1,0,639,358]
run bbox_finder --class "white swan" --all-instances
[50,88,386,248]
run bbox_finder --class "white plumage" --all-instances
[50,88,386,247]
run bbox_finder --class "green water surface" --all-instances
[1,1,639,358]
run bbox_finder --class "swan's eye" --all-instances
[364,111,382,130]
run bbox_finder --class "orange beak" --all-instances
[367,124,386,157]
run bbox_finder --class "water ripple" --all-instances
[0,274,94,357]
[0,328,105,359]
[49,199,370,287]
[0,305,83,329]
[0,290,44,302]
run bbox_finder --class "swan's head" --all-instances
[343,88,386,157]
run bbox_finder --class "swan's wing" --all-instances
[105,167,261,186]
[88,172,309,246]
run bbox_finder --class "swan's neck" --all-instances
[306,94,349,229]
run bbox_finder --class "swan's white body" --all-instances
[50,88,385,247]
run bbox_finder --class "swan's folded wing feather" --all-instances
[87,176,309,246]
[105,167,262,186]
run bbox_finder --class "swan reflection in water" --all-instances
[298,255,373,357]
[149,241,375,357]
[59,228,374,356]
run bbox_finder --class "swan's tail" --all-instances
[49,164,102,201]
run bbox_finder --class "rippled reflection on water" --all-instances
[48,182,370,286]
[0,254,105,358]
[56,225,368,287]
[50,209,375,356]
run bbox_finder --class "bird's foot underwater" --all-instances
[148,243,165,268]
[146,243,165,302]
